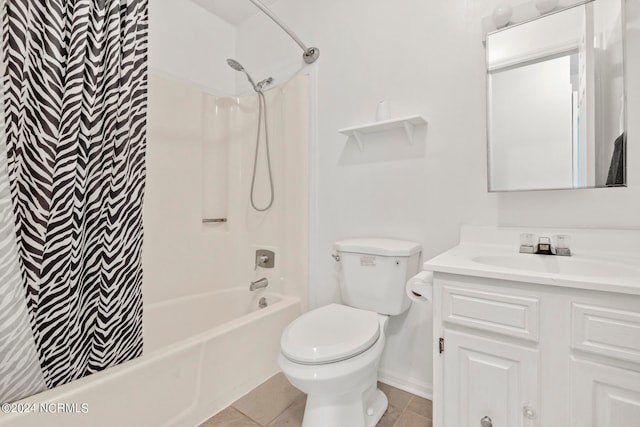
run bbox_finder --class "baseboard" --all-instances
[378,369,433,400]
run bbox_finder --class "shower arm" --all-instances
[247,0,320,64]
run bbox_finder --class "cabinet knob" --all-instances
[481,416,493,427]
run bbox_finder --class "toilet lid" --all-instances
[281,304,380,365]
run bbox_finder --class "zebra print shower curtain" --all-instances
[0,0,148,402]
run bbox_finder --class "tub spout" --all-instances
[250,277,269,291]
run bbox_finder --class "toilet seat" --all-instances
[280,304,380,365]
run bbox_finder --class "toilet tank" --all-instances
[334,238,422,315]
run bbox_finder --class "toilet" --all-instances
[278,238,421,427]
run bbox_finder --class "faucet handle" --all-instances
[519,233,535,253]
[554,234,570,248]
[255,255,269,270]
[554,234,571,256]
[255,249,275,270]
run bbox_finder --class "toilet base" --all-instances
[301,383,388,427]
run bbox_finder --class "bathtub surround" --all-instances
[144,73,308,307]
[0,0,148,401]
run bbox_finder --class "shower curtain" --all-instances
[0,0,148,402]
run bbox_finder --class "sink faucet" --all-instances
[250,277,269,291]
[520,233,571,256]
[535,236,554,255]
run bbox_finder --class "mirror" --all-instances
[486,0,626,192]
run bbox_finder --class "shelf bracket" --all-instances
[403,121,415,144]
[352,131,364,151]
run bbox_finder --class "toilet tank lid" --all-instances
[334,238,422,256]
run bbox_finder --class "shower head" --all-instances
[226,58,245,72]
[226,58,273,93]
[226,58,258,92]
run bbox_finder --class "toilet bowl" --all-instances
[279,304,389,427]
[278,238,422,427]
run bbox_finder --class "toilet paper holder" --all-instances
[406,271,434,303]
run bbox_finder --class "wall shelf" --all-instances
[338,115,428,151]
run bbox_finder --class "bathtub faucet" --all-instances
[250,277,269,291]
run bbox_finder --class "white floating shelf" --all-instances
[338,115,428,151]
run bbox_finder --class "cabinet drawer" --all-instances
[571,303,640,364]
[443,285,540,341]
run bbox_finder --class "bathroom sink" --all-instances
[472,255,640,278]
[424,226,640,294]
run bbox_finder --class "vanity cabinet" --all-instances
[433,274,640,427]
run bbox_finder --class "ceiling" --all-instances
[191,0,280,25]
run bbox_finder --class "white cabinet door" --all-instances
[571,359,640,427]
[443,330,540,427]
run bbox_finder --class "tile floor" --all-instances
[200,372,433,427]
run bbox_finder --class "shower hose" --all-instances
[250,90,274,212]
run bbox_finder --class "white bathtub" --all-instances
[0,288,301,427]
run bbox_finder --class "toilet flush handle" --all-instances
[331,253,340,262]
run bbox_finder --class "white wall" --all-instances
[148,0,236,94]
[235,0,640,397]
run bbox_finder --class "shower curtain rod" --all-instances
[248,0,319,64]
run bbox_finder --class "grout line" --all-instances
[265,393,306,427]
[391,396,428,427]
[387,397,410,427]
[230,405,263,426]
[402,396,413,412]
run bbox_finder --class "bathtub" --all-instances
[0,288,301,427]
